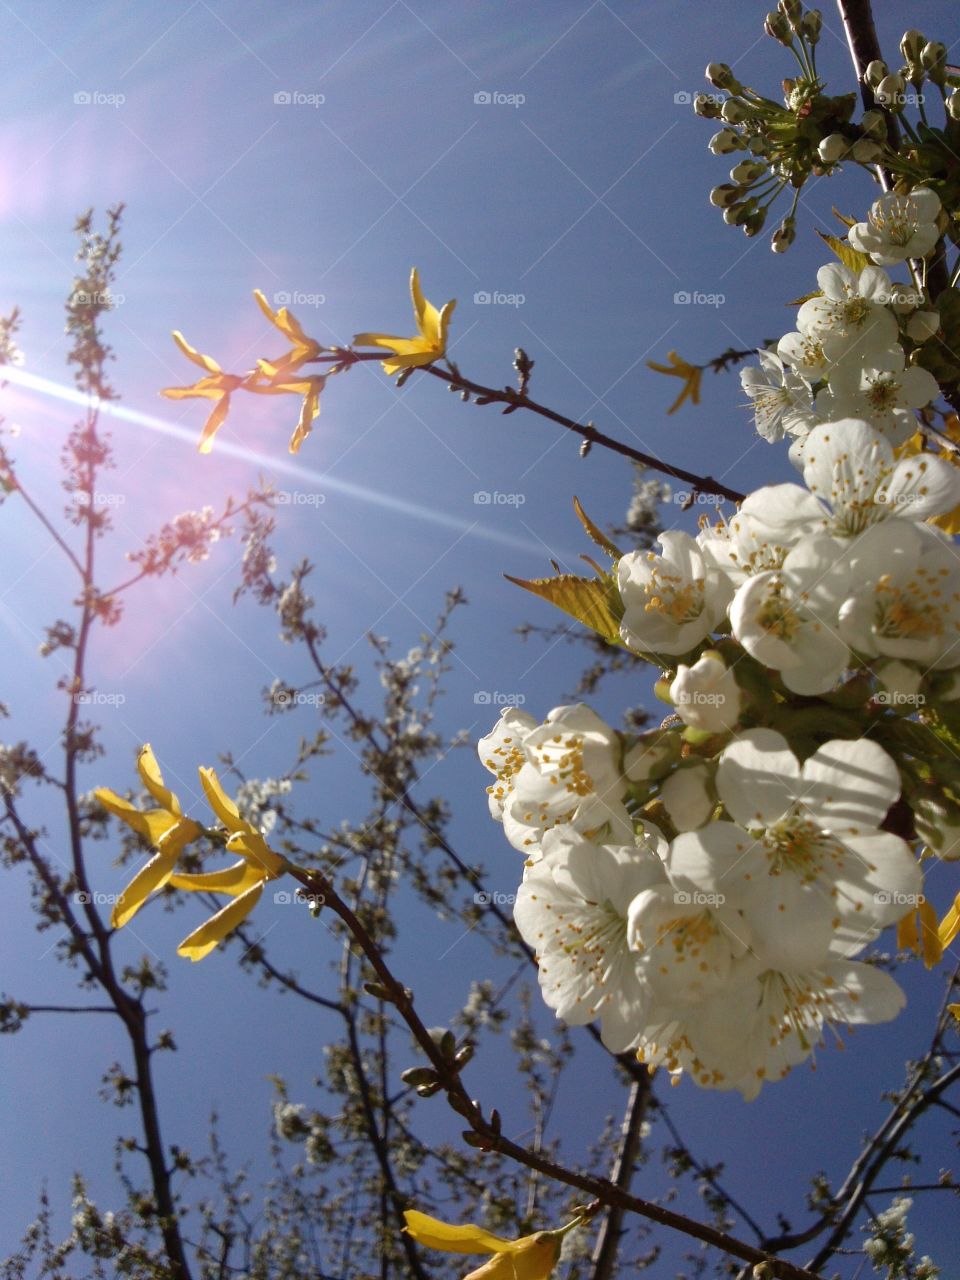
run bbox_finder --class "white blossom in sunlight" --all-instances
[848,188,942,265]
[817,346,940,445]
[513,825,669,1053]
[618,532,733,657]
[796,263,899,362]
[740,349,818,441]
[669,653,742,733]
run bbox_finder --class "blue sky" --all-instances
[1,0,958,1270]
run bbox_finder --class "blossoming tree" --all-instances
[2,3,960,1279]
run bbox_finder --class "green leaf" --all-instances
[816,230,872,274]
[573,495,623,560]
[505,571,628,648]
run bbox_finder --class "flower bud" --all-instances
[622,729,681,782]
[818,133,850,163]
[706,63,743,93]
[710,183,741,207]
[906,309,940,343]
[887,282,923,314]
[851,137,883,163]
[693,92,723,118]
[864,59,888,90]
[777,0,802,24]
[922,41,947,85]
[748,134,771,155]
[875,73,906,109]
[899,29,925,67]
[771,218,796,252]
[709,128,746,155]
[914,791,960,860]
[799,10,821,43]
[860,108,887,138]
[669,653,742,733]
[660,763,716,832]
[730,159,765,184]
[947,91,960,122]
[764,11,791,43]
[742,208,767,236]
[721,97,751,124]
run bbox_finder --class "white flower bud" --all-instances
[770,219,796,252]
[886,281,923,314]
[900,30,925,67]
[875,73,906,108]
[864,59,888,89]
[876,659,924,702]
[706,63,742,93]
[851,137,883,163]
[860,108,886,138]
[710,183,741,207]
[668,653,742,733]
[660,763,716,832]
[729,159,764,184]
[922,41,947,85]
[818,133,850,164]
[947,92,960,122]
[906,309,939,343]
[709,128,745,155]
[721,98,751,124]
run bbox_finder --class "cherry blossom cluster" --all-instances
[741,194,944,460]
[477,413,960,1097]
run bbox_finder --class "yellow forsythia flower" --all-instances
[95,745,203,928]
[897,897,943,968]
[353,268,456,375]
[169,767,287,962]
[938,891,960,952]
[896,416,960,534]
[161,331,262,454]
[403,1209,577,1279]
[646,350,703,414]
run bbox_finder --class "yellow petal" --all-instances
[172,330,222,375]
[169,860,263,896]
[897,910,919,953]
[919,897,943,968]
[403,1211,509,1256]
[467,1235,561,1280]
[176,882,264,961]
[938,892,960,949]
[136,744,180,814]
[161,382,223,401]
[112,846,181,929]
[289,382,321,454]
[198,766,248,833]
[410,267,442,345]
[225,830,285,879]
[352,330,411,350]
[95,789,183,847]
[197,394,230,455]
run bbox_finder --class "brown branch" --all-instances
[589,1077,652,1280]
[291,863,816,1280]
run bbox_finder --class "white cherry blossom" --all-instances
[513,825,669,1052]
[817,346,940,445]
[848,188,942,266]
[796,263,898,362]
[740,349,818,441]
[669,652,743,733]
[618,532,733,657]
